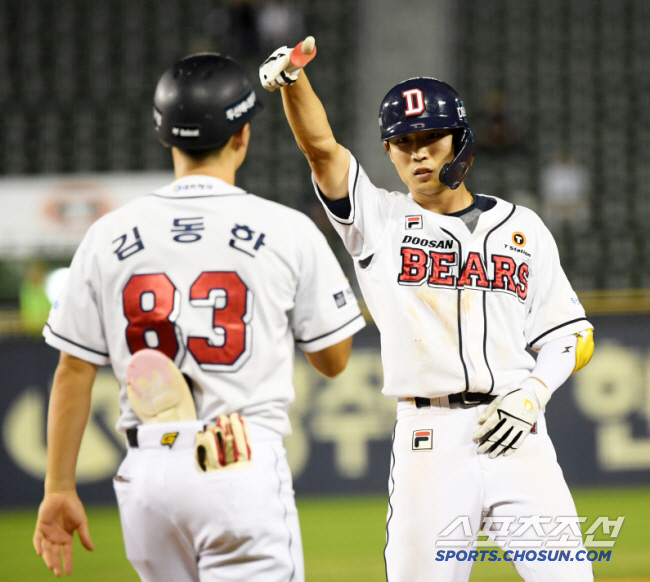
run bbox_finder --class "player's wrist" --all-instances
[519,377,551,409]
[44,476,77,494]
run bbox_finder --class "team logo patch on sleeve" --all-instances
[333,291,347,308]
[412,429,433,450]
[405,215,423,230]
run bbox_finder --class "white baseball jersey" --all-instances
[316,152,590,399]
[44,174,365,435]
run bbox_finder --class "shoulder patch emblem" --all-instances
[512,232,526,247]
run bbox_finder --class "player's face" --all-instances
[385,129,455,196]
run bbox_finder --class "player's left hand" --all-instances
[33,490,94,576]
[473,388,540,458]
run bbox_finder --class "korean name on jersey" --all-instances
[44,176,365,435]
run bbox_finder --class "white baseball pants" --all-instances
[113,420,304,582]
[384,397,594,582]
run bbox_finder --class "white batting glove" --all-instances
[473,388,540,458]
[259,36,317,92]
[259,46,299,91]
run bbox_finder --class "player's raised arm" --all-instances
[259,37,350,200]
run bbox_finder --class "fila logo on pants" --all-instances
[412,429,433,450]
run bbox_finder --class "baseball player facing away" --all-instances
[260,39,595,581]
[33,53,366,581]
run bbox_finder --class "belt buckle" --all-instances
[459,392,483,408]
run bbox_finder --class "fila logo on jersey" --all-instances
[405,215,423,229]
[412,429,433,450]
[161,432,179,448]
[403,89,426,116]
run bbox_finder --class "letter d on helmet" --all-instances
[153,53,264,151]
[379,77,474,189]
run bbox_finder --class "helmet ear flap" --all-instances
[439,128,474,189]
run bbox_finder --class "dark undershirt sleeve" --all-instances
[322,194,352,220]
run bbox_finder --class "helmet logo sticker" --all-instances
[225,89,257,122]
[512,232,526,247]
[171,126,200,138]
[402,88,425,117]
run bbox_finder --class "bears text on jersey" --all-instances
[398,240,529,302]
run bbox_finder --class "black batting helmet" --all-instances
[153,53,263,151]
[379,77,474,189]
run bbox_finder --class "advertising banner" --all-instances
[0,173,172,258]
[1,316,649,507]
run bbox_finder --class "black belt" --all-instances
[415,392,495,409]
[126,427,138,447]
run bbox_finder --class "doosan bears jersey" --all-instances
[44,175,365,435]
[315,152,590,400]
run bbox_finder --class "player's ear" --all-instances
[383,140,394,163]
[231,123,251,149]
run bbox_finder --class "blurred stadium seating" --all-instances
[2,0,649,300]
[0,0,356,202]
[457,0,650,291]
[1,0,648,305]
[0,0,361,312]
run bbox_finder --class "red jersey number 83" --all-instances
[122,271,252,371]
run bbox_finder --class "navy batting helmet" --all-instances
[153,53,263,151]
[379,77,474,189]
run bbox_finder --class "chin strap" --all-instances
[439,128,475,189]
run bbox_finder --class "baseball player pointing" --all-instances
[33,53,365,580]
[260,38,595,581]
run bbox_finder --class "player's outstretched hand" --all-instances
[259,36,317,92]
[33,491,94,577]
[473,388,540,458]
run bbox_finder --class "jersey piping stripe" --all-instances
[321,158,360,225]
[529,317,589,348]
[44,323,110,357]
[441,228,469,391]
[294,313,365,344]
[271,447,297,582]
[481,291,495,393]
[384,422,397,581]
[481,204,516,393]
